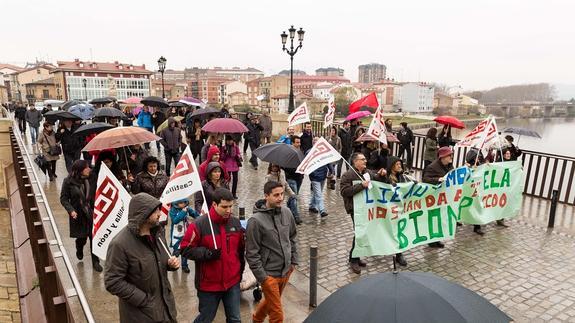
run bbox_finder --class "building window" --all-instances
[42,90,49,99]
[37,69,41,74]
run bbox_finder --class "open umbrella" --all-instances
[202,118,248,133]
[44,110,82,123]
[502,127,541,145]
[82,126,161,151]
[180,97,205,107]
[61,99,85,111]
[68,103,95,120]
[121,97,142,104]
[434,116,465,129]
[74,122,115,137]
[346,110,372,121]
[305,272,511,323]
[94,107,126,119]
[155,116,185,134]
[90,97,116,105]
[168,101,188,108]
[253,143,304,168]
[43,99,65,107]
[191,106,221,118]
[141,96,169,109]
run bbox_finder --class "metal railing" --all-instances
[8,127,95,323]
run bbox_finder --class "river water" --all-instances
[416,117,575,157]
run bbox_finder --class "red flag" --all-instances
[349,92,379,113]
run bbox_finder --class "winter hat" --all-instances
[438,146,453,159]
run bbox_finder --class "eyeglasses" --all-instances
[357,158,367,161]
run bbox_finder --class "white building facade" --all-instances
[400,83,434,113]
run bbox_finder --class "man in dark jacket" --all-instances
[340,152,386,274]
[56,119,82,173]
[504,135,522,161]
[245,115,263,169]
[246,181,298,323]
[337,120,353,178]
[25,105,43,144]
[159,117,182,176]
[15,104,27,133]
[300,122,314,154]
[422,146,454,248]
[397,122,414,171]
[283,136,303,224]
[105,193,179,323]
[152,109,167,151]
[180,188,244,323]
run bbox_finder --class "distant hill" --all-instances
[465,83,555,103]
[553,83,575,101]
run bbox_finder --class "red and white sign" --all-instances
[364,106,387,145]
[323,96,336,129]
[160,145,204,217]
[93,164,132,260]
[456,115,498,150]
[288,102,310,127]
[296,137,342,175]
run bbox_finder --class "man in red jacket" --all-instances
[180,188,244,323]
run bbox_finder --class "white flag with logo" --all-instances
[323,95,336,128]
[93,164,132,260]
[364,105,388,145]
[456,115,498,150]
[287,102,310,127]
[296,137,342,175]
[160,145,204,208]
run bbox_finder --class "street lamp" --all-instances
[157,56,167,99]
[281,25,305,113]
[82,78,87,101]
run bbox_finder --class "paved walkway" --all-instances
[19,130,575,322]
[0,210,21,323]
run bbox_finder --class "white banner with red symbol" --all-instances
[93,164,132,260]
[296,137,342,175]
[287,102,310,127]
[323,96,336,129]
[364,105,388,145]
[456,115,499,151]
[160,145,205,220]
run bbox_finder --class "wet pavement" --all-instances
[19,130,575,322]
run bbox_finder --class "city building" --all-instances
[278,69,307,76]
[312,82,335,100]
[400,82,434,113]
[9,64,56,103]
[358,63,386,84]
[50,59,153,101]
[151,80,187,100]
[194,77,230,104]
[228,92,248,106]
[292,75,350,85]
[218,80,247,105]
[373,79,403,112]
[155,67,263,83]
[24,77,57,103]
[0,64,23,101]
[246,78,261,106]
[315,67,344,77]
[0,84,8,104]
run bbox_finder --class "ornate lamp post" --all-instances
[157,56,167,98]
[281,25,305,113]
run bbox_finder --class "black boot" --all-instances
[92,256,103,272]
[473,225,485,236]
[396,253,407,267]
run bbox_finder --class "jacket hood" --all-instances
[207,145,220,161]
[168,117,176,127]
[253,199,276,214]
[128,193,162,235]
[206,161,222,177]
[172,198,189,207]
[386,156,404,175]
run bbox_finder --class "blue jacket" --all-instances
[137,111,153,129]
[309,164,329,182]
[169,199,200,248]
[277,135,292,145]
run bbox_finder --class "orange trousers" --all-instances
[252,270,293,323]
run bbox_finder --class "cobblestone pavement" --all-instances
[0,209,21,323]
[22,133,575,322]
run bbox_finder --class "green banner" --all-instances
[352,160,524,257]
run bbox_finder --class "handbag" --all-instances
[34,154,49,174]
[43,133,62,156]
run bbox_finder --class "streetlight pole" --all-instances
[281,25,305,113]
[82,78,87,101]
[157,56,167,99]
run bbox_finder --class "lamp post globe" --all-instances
[157,56,167,99]
[281,25,304,113]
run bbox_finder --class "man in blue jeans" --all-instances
[283,136,303,224]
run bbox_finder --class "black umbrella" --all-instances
[502,127,541,145]
[191,106,221,118]
[94,107,126,119]
[141,96,169,108]
[73,122,115,137]
[44,110,82,123]
[61,99,85,111]
[305,272,511,323]
[168,101,188,108]
[253,143,304,168]
[90,97,116,105]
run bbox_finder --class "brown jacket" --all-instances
[422,159,453,185]
[104,193,177,323]
[340,167,385,215]
[38,130,60,161]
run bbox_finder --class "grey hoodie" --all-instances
[246,199,298,283]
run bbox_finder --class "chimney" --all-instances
[74,58,79,62]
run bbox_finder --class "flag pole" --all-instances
[341,157,364,181]
[157,237,172,257]
[200,189,218,249]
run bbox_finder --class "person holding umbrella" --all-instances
[56,119,82,173]
[37,122,61,181]
[504,135,522,161]
[187,118,205,161]
[423,127,439,170]
[283,136,304,225]
[245,114,263,169]
[438,125,455,148]
[220,136,242,199]
[159,117,183,176]
[397,122,414,171]
[337,121,353,178]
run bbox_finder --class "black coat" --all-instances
[60,176,93,238]
[397,127,414,146]
[15,106,26,120]
[338,128,353,157]
[300,131,313,154]
[369,148,389,170]
[245,122,263,146]
[55,124,82,156]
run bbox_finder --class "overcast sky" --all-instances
[1,0,573,91]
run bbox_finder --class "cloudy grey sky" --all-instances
[1,0,573,91]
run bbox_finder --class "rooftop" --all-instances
[53,59,152,74]
[25,77,55,85]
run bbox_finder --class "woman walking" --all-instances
[220,136,242,199]
[60,160,102,272]
[195,162,229,214]
[37,122,61,181]
[423,127,438,170]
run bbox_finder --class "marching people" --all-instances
[60,160,103,272]
[438,125,455,148]
[169,198,199,274]
[465,148,490,235]
[195,162,230,214]
[104,193,179,323]
[340,152,387,274]
[25,104,43,145]
[352,127,366,153]
[56,119,82,173]
[368,142,390,171]
[386,156,410,267]
[283,136,304,225]
[277,126,295,144]
[199,144,230,182]
[259,110,273,144]
[130,156,169,199]
[137,106,153,149]
[246,181,298,323]
[180,188,244,323]
[122,106,135,127]
[300,122,314,154]
[423,127,439,170]
[15,103,27,133]
[422,146,454,247]
[266,163,297,221]
[37,122,61,181]
[397,122,414,171]
[152,107,167,152]
[159,117,183,176]
[337,120,353,178]
[200,134,220,164]
[220,136,242,199]
[326,126,342,189]
[504,135,522,160]
[120,144,149,177]
[245,114,263,169]
[187,119,205,161]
